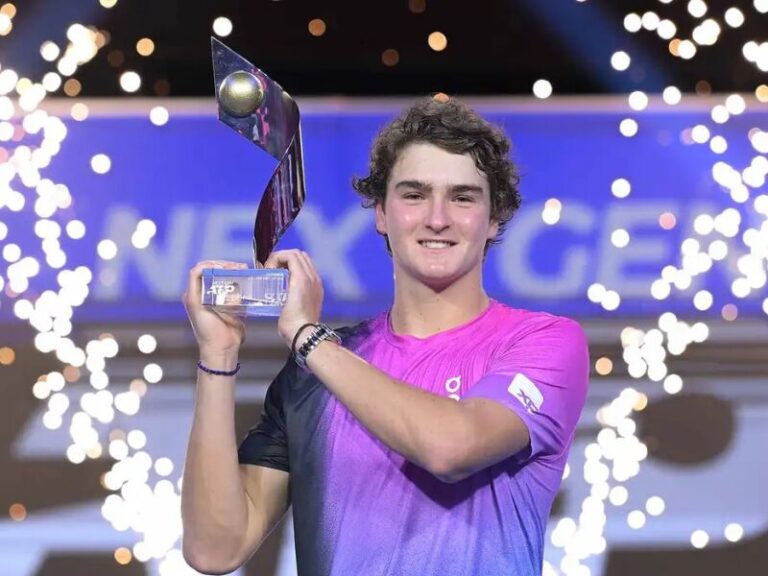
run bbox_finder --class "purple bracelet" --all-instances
[197,360,241,376]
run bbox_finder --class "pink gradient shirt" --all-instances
[240,299,590,575]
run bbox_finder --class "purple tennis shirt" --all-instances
[239,299,590,575]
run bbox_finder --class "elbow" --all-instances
[433,469,471,484]
[182,542,244,575]
[423,444,474,484]
[431,465,472,484]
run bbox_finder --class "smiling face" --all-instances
[375,142,499,292]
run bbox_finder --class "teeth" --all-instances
[421,241,453,248]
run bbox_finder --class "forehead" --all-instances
[389,142,489,190]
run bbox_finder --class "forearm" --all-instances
[181,351,250,568]
[305,340,474,480]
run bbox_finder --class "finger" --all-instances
[265,251,313,295]
[187,261,226,304]
[294,253,318,291]
[303,251,321,285]
[264,250,303,274]
[186,260,249,303]
[297,251,321,286]
[186,261,219,304]
[211,304,247,326]
[290,250,313,281]
[263,250,289,270]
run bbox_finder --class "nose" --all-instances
[425,196,451,233]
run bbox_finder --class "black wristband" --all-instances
[294,323,342,370]
[291,323,317,356]
[197,360,241,376]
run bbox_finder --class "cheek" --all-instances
[459,215,491,237]
[390,211,419,234]
[401,212,421,226]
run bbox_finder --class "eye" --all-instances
[402,192,423,200]
[454,195,474,203]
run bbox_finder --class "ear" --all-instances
[487,219,499,241]
[375,201,387,235]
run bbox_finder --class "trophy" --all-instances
[201,38,306,317]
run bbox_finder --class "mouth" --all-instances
[418,240,457,249]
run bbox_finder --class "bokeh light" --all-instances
[308,18,326,37]
[428,31,448,52]
[212,16,233,37]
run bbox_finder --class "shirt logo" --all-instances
[444,375,461,401]
[508,373,543,414]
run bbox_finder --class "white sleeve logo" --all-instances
[508,373,544,414]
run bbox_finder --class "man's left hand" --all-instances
[264,249,324,349]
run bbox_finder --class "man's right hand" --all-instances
[181,260,292,573]
[183,260,250,357]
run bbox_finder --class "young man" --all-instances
[181,97,589,575]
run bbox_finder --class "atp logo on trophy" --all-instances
[201,38,306,316]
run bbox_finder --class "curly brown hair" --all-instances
[352,96,522,250]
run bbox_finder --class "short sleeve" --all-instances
[463,317,589,461]
[238,361,293,472]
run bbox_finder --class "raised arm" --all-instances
[180,260,290,574]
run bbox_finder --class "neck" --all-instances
[390,271,490,338]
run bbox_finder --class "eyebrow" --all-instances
[394,180,485,195]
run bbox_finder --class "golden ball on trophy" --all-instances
[218,71,265,117]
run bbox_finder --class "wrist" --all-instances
[292,323,342,371]
[288,323,316,351]
[197,359,241,377]
[199,348,240,369]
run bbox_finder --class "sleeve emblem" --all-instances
[508,373,544,414]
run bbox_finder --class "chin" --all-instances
[415,269,463,292]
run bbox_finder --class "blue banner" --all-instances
[1,100,766,321]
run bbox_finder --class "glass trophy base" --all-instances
[201,268,289,317]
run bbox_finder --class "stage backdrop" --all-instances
[1,98,767,576]
[1,98,765,322]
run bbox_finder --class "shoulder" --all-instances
[494,301,584,334]
[487,307,590,400]
[489,303,588,354]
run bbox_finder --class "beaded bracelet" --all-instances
[197,360,241,377]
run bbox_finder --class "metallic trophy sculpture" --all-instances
[201,38,306,317]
